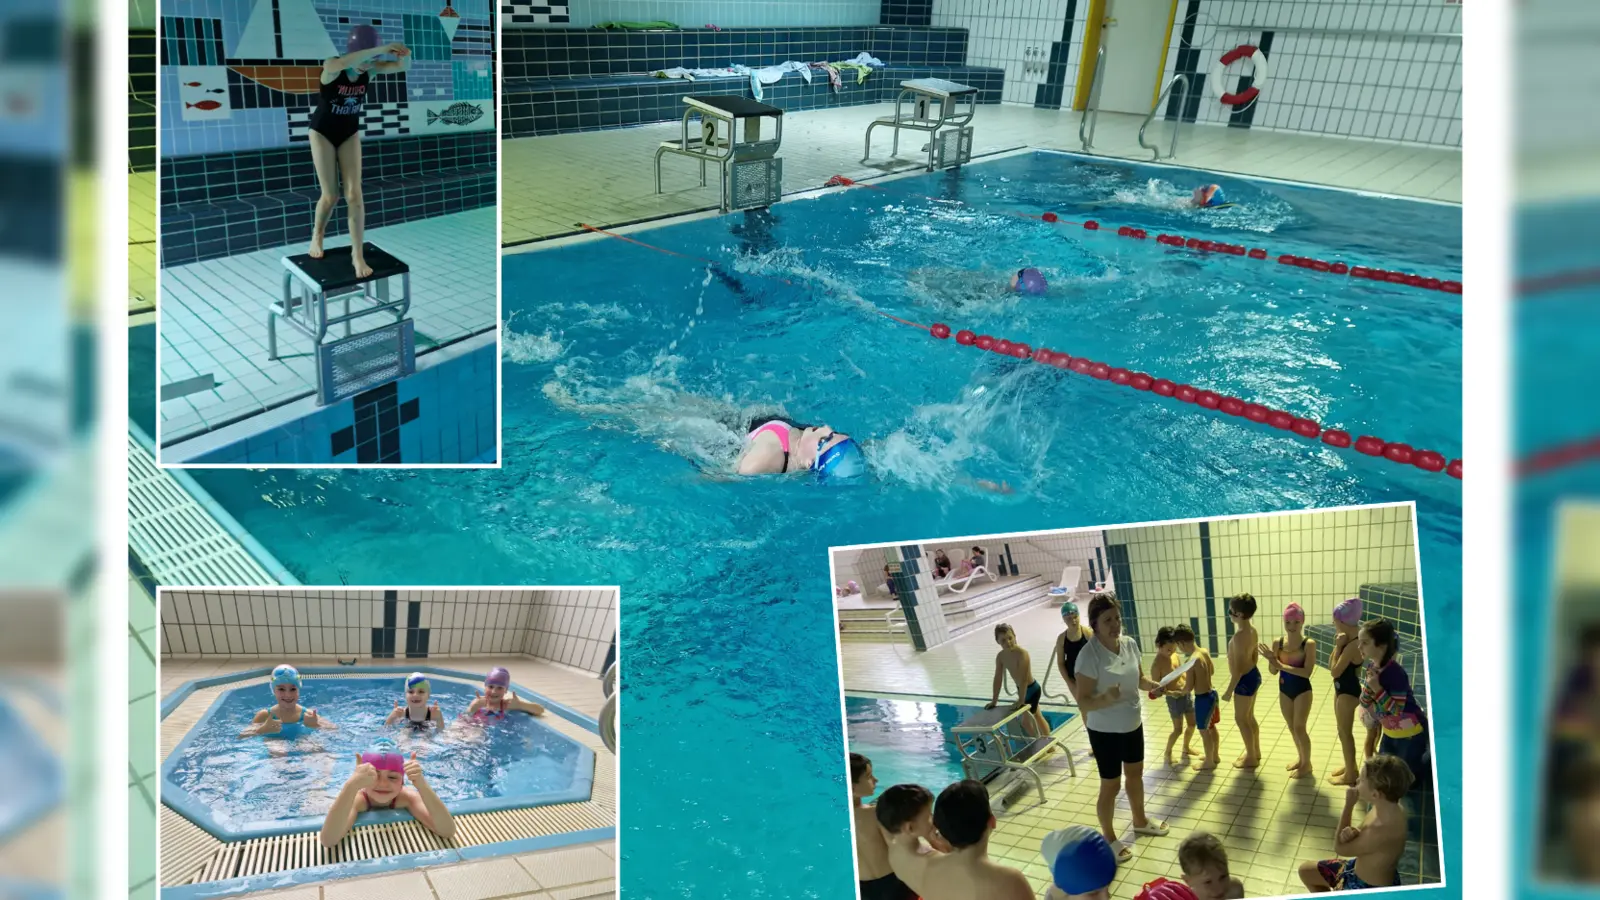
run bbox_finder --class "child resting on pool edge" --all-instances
[319,738,455,848]
[386,672,443,730]
[466,667,546,720]
[240,665,326,737]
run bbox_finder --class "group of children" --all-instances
[852,748,1417,899]
[237,664,545,848]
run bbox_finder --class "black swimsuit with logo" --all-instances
[308,68,370,147]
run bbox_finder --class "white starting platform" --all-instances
[655,95,785,212]
[863,78,978,171]
[270,242,415,406]
[951,703,1075,806]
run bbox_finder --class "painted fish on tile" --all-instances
[183,81,202,86]
[186,100,222,110]
[426,101,483,126]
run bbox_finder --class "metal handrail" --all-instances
[602,661,616,699]
[1078,45,1106,151]
[1138,74,1191,160]
[599,692,617,754]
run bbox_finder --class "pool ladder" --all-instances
[600,662,617,754]
[1138,74,1192,160]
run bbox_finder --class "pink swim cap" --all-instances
[360,739,405,773]
[1283,603,1305,622]
[1333,597,1363,626]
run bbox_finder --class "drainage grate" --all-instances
[317,319,416,406]
[127,435,276,586]
[730,158,782,210]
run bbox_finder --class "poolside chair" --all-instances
[933,564,995,594]
[1047,565,1082,600]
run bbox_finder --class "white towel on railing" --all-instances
[731,61,812,99]
[850,51,885,68]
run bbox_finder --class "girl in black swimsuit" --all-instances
[307,25,411,278]
[1327,597,1366,786]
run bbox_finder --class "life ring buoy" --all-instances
[1209,44,1268,108]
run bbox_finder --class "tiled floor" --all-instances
[131,170,157,313]
[156,208,497,445]
[840,602,1441,899]
[502,105,1461,247]
[148,653,612,900]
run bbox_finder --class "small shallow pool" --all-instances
[845,694,1076,797]
[163,675,594,840]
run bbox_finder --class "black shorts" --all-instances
[1087,726,1145,779]
[859,873,916,900]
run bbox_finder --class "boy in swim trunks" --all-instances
[1173,625,1220,770]
[1296,754,1413,891]
[850,755,920,900]
[986,624,1049,738]
[1220,595,1263,768]
[1150,627,1196,766]
[241,665,325,737]
[1177,831,1246,900]
[886,780,1034,900]
[319,738,456,848]
[466,667,546,719]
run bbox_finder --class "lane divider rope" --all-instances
[823,175,1463,295]
[577,222,1462,479]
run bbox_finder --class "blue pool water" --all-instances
[130,153,1463,898]
[1514,201,1600,899]
[164,677,589,834]
[845,695,1076,797]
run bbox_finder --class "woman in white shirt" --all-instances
[1073,593,1170,862]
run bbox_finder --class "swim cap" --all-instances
[346,24,381,54]
[271,665,301,689]
[1044,825,1118,894]
[1204,186,1226,207]
[1284,603,1305,623]
[1136,878,1199,900]
[847,580,859,592]
[1061,602,1079,619]
[485,667,511,687]
[815,437,866,481]
[1015,267,1048,295]
[1334,597,1363,626]
[405,673,430,693]
[360,737,406,773]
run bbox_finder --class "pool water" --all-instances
[845,695,1076,797]
[164,677,590,831]
[130,152,1463,898]
[1514,201,1600,899]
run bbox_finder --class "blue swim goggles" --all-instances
[814,436,866,482]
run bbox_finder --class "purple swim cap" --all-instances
[360,738,405,773]
[1333,597,1363,626]
[1014,267,1048,295]
[485,666,511,687]
[346,24,381,54]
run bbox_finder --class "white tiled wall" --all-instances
[568,0,881,28]
[160,588,618,673]
[1162,0,1461,146]
[1518,1,1600,155]
[1107,504,1418,644]
[933,0,1088,106]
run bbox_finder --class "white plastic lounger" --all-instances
[1047,565,1081,599]
[934,565,995,594]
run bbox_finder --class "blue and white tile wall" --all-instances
[178,337,497,464]
[507,0,881,29]
[160,588,618,674]
[160,0,495,156]
[931,0,1088,108]
[881,545,953,652]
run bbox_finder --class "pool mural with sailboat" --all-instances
[152,0,498,465]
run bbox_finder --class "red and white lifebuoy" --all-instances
[1209,44,1268,107]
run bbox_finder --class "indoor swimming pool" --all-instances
[130,151,1463,899]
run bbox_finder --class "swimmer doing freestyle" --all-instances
[735,417,1015,493]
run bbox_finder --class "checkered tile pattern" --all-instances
[287,102,409,142]
[501,1,569,26]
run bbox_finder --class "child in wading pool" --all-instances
[240,665,326,737]
[465,666,546,720]
[385,672,443,730]
[319,738,455,847]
